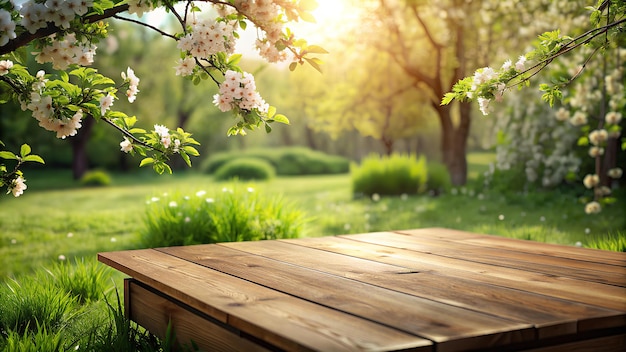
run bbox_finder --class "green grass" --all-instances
[1,157,624,279]
[1,155,625,350]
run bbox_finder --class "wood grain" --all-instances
[158,244,535,352]
[98,228,626,352]
[99,250,432,352]
[284,235,626,312]
[340,231,626,287]
[398,228,626,267]
[216,240,625,339]
[125,279,271,352]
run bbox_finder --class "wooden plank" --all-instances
[98,250,432,352]
[158,245,535,352]
[282,236,626,312]
[125,279,271,352]
[217,240,625,340]
[341,232,626,287]
[397,228,626,267]
[522,333,626,352]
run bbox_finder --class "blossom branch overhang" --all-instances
[505,17,626,89]
[112,15,178,40]
[101,116,163,153]
[0,4,131,56]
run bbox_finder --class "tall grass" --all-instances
[585,231,626,252]
[0,259,166,352]
[141,185,305,247]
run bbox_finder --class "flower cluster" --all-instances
[126,0,153,17]
[491,89,581,190]
[26,92,84,139]
[213,70,268,113]
[0,59,13,75]
[153,124,180,152]
[121,67,140,103]
[177,18,237,61]
[35,34,96,70]
[0,9,16,46]
[19,0,93,33]
[468,56,527,115]
[231,0,288,63]
[8,176,27,197]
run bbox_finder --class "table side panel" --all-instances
[125,279,272,352]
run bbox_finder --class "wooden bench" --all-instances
[98,228,626,351]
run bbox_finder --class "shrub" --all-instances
[141,185,305,247]
[201,152,234,174]
[426,162,452,195]
[351,154,428,197]
[213,158,276,181]
[201,147,349,176]
[80,170,112,187]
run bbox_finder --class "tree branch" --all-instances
[0,5,130,56]
[507,17,626,87]
[102,116,164,154]
[112,15,178,40]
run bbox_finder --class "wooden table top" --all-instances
[98,228,626,352]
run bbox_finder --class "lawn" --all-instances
[1,154,625,279]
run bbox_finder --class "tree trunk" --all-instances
[435,102,470,186]
[304,124,317,150]
[71,117,95,180]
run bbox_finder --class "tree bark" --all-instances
[434,102,470,186]
[71,116,95,180]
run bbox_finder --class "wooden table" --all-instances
[98,228,626,351]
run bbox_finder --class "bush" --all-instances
[80,170,112,187]
[141,185,305,247]
[426,162,452,195]
[201,147,350,176]
[351,154,428,197]
[213,158,276,181]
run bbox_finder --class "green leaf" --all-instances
[273,114,290,125]
[267,105,277,119]
[23,154,45,164]
[265,123,272,133]
[577,136,589,146]
[299,11,316,23]
[139,158,155,167]
[289,62,298,71]
[59,70,69,82]
[304,57,323,73]
[305,45,328,54]
[441,92,456,105]
[228,53,242,66]
[180,150,191,167]
[128,128,146,134]
[239,20,247,30]
[20,144,31,157]
[182,146,199,156]
[0,151,17,160]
